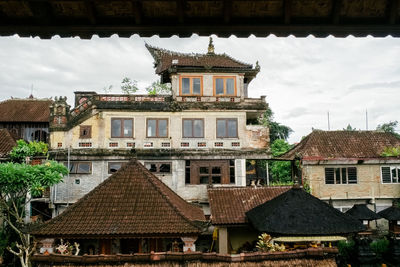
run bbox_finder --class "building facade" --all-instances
[48,40,270,216]
[0,97,52,143]
[280,130,400,218]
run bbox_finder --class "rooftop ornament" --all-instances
[207,37,215,54]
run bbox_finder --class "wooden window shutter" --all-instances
[382,167,391,183]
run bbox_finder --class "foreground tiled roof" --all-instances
[246,186,365,236]
[146,43,255,74]
[208,186,290,225]
[33,160,205,238]
[280,130,400,160]
[0,129,16,157]
[32,248,338,265]
[0,98,52,122]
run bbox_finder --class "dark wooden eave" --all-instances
[0,0,399,39]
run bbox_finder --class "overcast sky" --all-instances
[0,34,399,143]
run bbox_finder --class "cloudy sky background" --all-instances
[0,35,399,143]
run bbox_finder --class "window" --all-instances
[80,125,92,139]
[217,119,238,138]
[189,160,230,185]
[108,162,127,174]
[111,118,133,138]
[325,167,357,184]
[214,77,236,96]
[64,162,92,174]
[147,119,168,138]
[381,166,400,183]
[182,119,204,138]
[180,76,202,95]
[144,162,171,174]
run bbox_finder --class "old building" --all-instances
[0,96,52,143]
[279,130,400,215]
[48,40,269,216]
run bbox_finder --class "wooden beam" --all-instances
[84,0,96,25]
[283,0,291,25]
[331,0,342,25]
[388,0,399,25]
[223,0,232,24]
[177,0,185,24]
[2,24,400,39]
[132,0,142,25]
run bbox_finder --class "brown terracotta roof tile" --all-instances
[0,98,52,122]
[208,186,290,225]
[280,130,400,160]
[33,160,205,238]
[0,129,16,157]
[146,43,255,74]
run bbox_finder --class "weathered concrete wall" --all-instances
[303,164,400,200]
[53,159,247,213]
[50,111,266,151]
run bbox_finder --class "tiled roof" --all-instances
[246,186,365,235]
[280,130,400,160]
[378,206,400,221]
[0,129,16,157]
[345,204,381,221]
[208,186,290,225]
[0,98,52,123]
[145,43,255,74]
[33,160,205,238]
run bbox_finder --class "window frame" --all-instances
[144,162,172,174]
[79,125,92,139]
[324,167,357,185]
[182,118,205,138]
[179,76,203,96]
[64,161,92,174]
[381,166,400,184]
[108,162,128,174]
[146,118,169,138]
[213,76,237,96]
[216,118,238,138]
[111,118,134,138]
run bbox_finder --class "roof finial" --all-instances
[208,37,215,54]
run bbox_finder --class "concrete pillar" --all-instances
[218,227,229,254]
[181,236,197,252]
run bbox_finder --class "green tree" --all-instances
[376,121,400,137]
[269,139,292,184]
[120,77,139,94]
[343,124,357,131]
[10,140,48,163]
[259,106,293,142]
[146,81,171,95]
[0,141,68,267]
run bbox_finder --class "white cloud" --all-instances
[0,34,399,143]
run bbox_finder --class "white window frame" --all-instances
[381,166,400,184]
[324,167,358,185]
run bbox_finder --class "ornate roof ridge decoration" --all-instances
[32,159,205,238]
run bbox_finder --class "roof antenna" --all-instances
[327,111,330,130]
[207,37,215,54]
